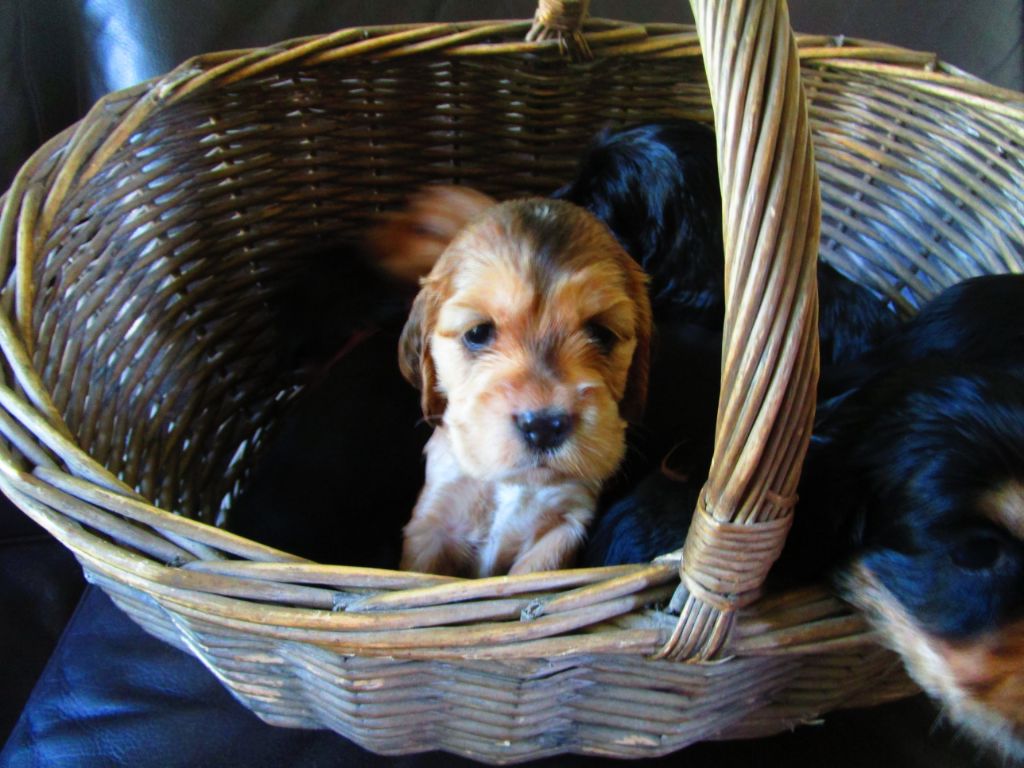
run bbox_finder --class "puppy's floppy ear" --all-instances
[366,185,497,286]
[399,282,447,424]
[620,261,653,423]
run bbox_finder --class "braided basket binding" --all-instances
[2,0,1023,762]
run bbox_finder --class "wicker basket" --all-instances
[2,0,1023,762]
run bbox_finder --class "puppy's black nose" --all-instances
[514,409,574,451]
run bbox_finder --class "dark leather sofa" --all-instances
[1,2,1021,765]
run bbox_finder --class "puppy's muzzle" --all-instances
[514,409,574,452]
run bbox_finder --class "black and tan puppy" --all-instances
[803,359,1024,756]
[791,275,1024,756]
[588,275,1024,757]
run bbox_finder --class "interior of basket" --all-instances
[26,49,1024,562]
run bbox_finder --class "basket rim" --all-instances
[11,15,1021,216]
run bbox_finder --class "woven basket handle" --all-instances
[526,0,593,59]
[528,0,822,660]
[662,0,821,660]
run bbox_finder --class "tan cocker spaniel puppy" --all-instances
[377,189,651,577]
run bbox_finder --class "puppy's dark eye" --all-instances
[463,322,495,352]
[586,321,618,354]
[951,533,1005,571]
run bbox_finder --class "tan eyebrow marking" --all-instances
[978,479,1024,540]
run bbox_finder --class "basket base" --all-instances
[5,583,963,768]
[83,569,919,765]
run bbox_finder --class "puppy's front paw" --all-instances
[508,519,589,575]
[400,518,470,576]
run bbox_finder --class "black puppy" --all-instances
[553,121,724,326]
[593,320,721,546]
[578,120,899,564]
[228,246,426,568]
[553,120,900,368]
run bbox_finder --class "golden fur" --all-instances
[842,561,1024,759]
[383,192,651,577]
[366,185,497,285]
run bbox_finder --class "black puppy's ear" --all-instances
[398,284,446,424]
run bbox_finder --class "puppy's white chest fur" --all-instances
[401,427,596,577]
[476,482,593,577]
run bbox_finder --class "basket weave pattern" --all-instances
[2,1,1023,762]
